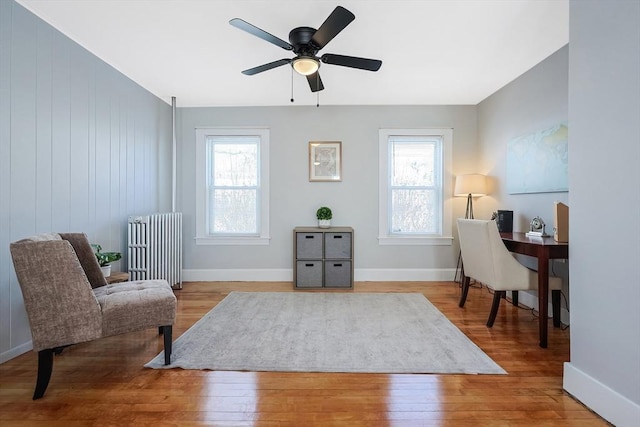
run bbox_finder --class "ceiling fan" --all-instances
[229,6,382,93]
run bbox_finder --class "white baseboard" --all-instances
[564,362,640,426]
[182,268,456,283]
[183,268,292,282]
[512,290,570,325]
[0,340,32,364]
[355,268,456,282]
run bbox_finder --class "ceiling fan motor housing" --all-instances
[289,27,320,56]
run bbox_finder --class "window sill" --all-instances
[195,236,271,246]
[378,236,453,246]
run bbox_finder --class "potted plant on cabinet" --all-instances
[316,206,332,228]
[91,244,121,278]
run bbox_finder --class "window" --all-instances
[378,129,453,245]
[195,128,270,245]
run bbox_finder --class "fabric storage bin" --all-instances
[324,260,352,287]
[296,233,323,259]
[296,261,323,287]
[324,232,351,259]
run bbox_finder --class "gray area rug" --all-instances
[146,292,505,374]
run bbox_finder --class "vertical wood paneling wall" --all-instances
[0,1,172,361]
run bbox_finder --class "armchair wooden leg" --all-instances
[459,275,471,308]
[33,349,54,400]
[162,325,173,365]
[487,291,505,327]
[552,290,561,327]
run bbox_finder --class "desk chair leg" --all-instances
[512,290,519,307]
[454,251,465,285]
[33,349,54,400]
[459,275,471,308]
[163,325,173,365]
[487,291,506,327]
[552,290,561,327]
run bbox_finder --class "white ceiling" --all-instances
[16,0,569,107]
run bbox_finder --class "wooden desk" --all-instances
[500,232,568,348]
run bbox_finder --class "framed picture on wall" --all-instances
[309,141,342,182]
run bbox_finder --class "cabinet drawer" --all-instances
[296,261,323,288]
[324,260,352,288]
[296,233,323,259]
[324,232,351,259]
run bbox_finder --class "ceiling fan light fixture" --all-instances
[292,57,319,75]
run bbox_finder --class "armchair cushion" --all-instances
[94,280,177,337]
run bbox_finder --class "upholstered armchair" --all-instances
[456,219,562,327]
[10,233,176,399]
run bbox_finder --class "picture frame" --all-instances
[309,141,342,182]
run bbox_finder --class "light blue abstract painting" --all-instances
[507,124,568,194]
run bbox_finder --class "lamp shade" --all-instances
[454,174,487,197]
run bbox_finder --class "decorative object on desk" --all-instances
[454,174,487,219]
[493,210,514,233]
[507,123,568,194]
[553,202,569,242]
[316,206,332,228]
[526,216,549,237]
[309,141,342,181]
[90,244,121,278]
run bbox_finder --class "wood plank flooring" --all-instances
[0,281,608,426]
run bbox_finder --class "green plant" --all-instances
[316,206,332,220]
[91,244,122,267]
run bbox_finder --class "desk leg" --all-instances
[537,250,549,348]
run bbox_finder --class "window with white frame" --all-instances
[195,128,270,245]
[378,129,453,245]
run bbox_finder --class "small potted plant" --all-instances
[316,206,332,229]
[91,244,122,278]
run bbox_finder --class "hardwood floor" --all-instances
[0,281,608,426]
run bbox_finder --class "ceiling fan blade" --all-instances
[230,18,293,51]
[306,72,324,92]
[321,54,382,72]
[311,6,355,49]
[242,59,291,76]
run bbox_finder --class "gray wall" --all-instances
[563,1,640,425]
[178,105,477,280]
[477,46,569,227]
[477,46,570,316]
[0,1,172,362]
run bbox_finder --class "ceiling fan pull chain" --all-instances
[316,74,320,107]
[290,67,295,103]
